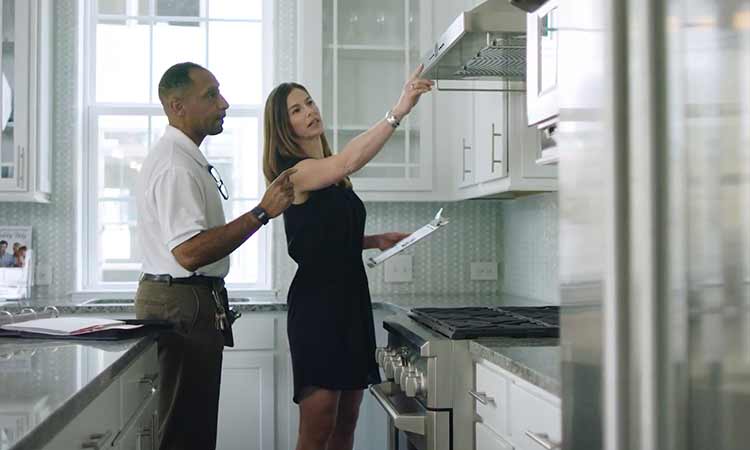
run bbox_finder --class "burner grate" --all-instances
[409,306,559,339]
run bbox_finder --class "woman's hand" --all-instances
[368,232,410,251]
[391,64,434,120]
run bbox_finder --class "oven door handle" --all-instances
[369,382,426,435]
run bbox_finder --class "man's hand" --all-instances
[259,168,297,218]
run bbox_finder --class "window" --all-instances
[82,0,274,291]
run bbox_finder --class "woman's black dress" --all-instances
[283,183,382,403]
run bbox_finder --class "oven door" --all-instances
[370,382,451,450]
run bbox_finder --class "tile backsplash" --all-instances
[273,201,504,301]
[498,193,559,305]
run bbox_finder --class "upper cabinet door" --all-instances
[526,0,560,128]
[0,0,51,203]
[299,0,434,197]
[474,90,508,184]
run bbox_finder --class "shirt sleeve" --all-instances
[151,167,209,252]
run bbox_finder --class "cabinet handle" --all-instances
[81,430,113,449]
[17,145,24,185]
[112,380,159,447]
[525,431,562,450]
[151,411,159,450]
[462,138,472,181]
[469,390,494,405]
[139,372,159,392]
[490,123,503,173]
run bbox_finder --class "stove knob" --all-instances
[386,356,404,380]
[375,347,385,366]
[404,371,425,398]
[400,365,415,386]
[377,348,394,367]
[383,356,398,379]
[393,364,406,383]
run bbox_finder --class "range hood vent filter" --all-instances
[455,36,526,79]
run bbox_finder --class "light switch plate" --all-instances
[470,262,498,281]
[384,255,413,283]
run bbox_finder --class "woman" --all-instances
[14,246,26,267]
[263,65,433,450]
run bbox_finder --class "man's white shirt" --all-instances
[136,125,230,278]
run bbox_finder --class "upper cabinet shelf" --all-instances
[300,0,434,197]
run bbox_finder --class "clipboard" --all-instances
[366,208,450,268]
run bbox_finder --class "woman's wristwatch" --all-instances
[250,205,270,225]
[384,110,401,129]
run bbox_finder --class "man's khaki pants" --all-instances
[135,280,225,450]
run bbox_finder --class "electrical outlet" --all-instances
[470,262,498,281]
[35,263,52,285]
[384,255,413,283]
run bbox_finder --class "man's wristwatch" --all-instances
[250,205,270,225]
[384,110,401,129]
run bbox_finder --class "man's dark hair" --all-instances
[0,240,7,246]
[158,62,206,104]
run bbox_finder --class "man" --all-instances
[0,241,14,267]
[135,62,296,450]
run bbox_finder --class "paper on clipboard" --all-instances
[366,208,449,268]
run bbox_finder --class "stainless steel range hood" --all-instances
[421,0,527,82]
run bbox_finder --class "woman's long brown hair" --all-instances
[262,82,351,188]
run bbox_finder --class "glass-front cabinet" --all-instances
[300,0,433,196]
[0,0,51,203]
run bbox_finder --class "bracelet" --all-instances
[384,110,401,129]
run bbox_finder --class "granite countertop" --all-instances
[469,337,561,396]
[0,336,156,450]
[0,293,514,314]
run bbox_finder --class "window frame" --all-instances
[78,0,276,295]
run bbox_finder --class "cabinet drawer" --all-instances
[474,360,510,437]
[508,382,561,450]
[41,377,121,450]
[120,343,159,425]
[230,317,275,350]
[476,422,513,450]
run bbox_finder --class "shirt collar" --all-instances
[164,125,210,168]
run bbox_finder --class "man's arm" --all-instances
[172,168,296,272]
[171,212,263,273]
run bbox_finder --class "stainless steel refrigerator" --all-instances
[555,0,750,449]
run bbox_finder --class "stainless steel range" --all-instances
[370,306,559,450]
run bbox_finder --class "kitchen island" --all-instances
[0,335,157,450]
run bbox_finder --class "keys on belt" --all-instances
[211,289,228,331]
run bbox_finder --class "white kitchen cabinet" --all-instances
[473,89,507,184]
[476,423,514,450]
[218,352,275,450]
[220,308,389,450]
[472,358,560,450]
[299,0,435,200]
[218,316,276,450]
[0,0,52,203]
[42,342,159,450]
[432,0,557,200]
[457,93,557,199]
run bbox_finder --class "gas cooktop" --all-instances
[409,306,559,339]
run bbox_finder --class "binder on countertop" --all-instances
[0,309,172,340]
